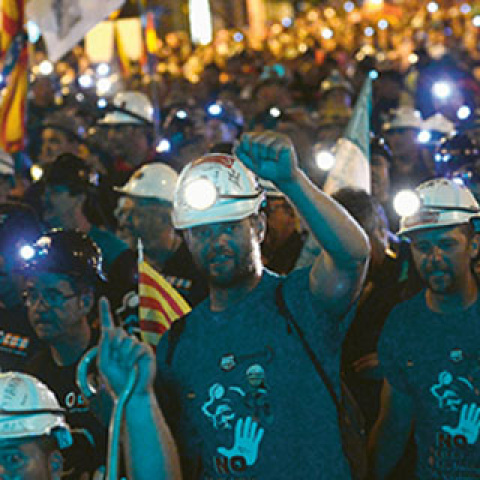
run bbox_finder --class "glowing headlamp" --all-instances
[78,74,93,89]
[156,138,171,153]
[207,104,223,116]
[432,81,452,101]
[457,105,471,120]
[183,177,261,211]
[417,130,432,144]
[19,245,35,261]
[30,165,44,182]
[393,189,421,217]
[314,150,336,171]
[269,107,282,118]
[176,109,188,119]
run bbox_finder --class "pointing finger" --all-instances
[99,296,114,331]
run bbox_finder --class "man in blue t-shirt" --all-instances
[154,131,369,479]
[371,178,480,479]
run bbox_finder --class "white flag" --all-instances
[323,76,372,195]
[27,0,126,63]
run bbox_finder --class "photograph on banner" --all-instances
[26,0,126,62]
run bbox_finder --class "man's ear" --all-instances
[80,290,94,313]
[470,233,480,259]
[48,450,63,480]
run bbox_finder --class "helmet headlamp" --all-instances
[207,104,223,116]
[19,244,35,261]
[183,176,262,211]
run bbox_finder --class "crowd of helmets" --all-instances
[2,4,480,477]
[4,32,478,234]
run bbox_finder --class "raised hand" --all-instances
[234,131,299,188]
[442,403,480,445]
[217,416,265,466]
[97,297,155,399]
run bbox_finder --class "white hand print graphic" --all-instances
[217,416,265,466]
[442,403,480,445]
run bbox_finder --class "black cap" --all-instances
[43,153,92,193]
[22,229,106,283]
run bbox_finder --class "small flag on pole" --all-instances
[323,75,373,195]
[138,240,191,349]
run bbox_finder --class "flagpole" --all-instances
[137,238,144,263]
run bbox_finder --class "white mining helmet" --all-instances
[99,91,154,125]
[0,372,72,449]
[172,154,264,229]
[397,177,480,235]
[383,106,423,131]
[115,163,178,202]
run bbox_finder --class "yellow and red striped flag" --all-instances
[138,241,191,349]
[0,0,28,153]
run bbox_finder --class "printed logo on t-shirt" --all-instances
[201,364,272,477]
[428,361,480,477]
[0,330,30,360]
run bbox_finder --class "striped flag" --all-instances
[0,0,28,153]
[323,75,373,195]
[138,241,191,349]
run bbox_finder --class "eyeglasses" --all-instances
[23,287,78,308]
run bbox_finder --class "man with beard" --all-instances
[369,178,480,478]
[152,131,370,479]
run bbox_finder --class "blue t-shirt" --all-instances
[156,268,353,480]
[378,291,480,479]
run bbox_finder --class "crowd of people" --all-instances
[1,4,480,479]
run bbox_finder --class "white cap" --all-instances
[398,178,480,235]
[99,91,154,125]
[423,113,455,135]
[383,106,423,131]
[115,163,178,202]
[0,372,72,449]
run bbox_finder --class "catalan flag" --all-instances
[0,0,28,153]
[138,241,191,349]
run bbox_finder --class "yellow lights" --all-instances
[324,8,336,19]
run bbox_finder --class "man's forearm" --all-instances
[368,381,414,479]
[279,169,370,266]
[124,391,181,480]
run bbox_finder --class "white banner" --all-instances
[26,0,126,63]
